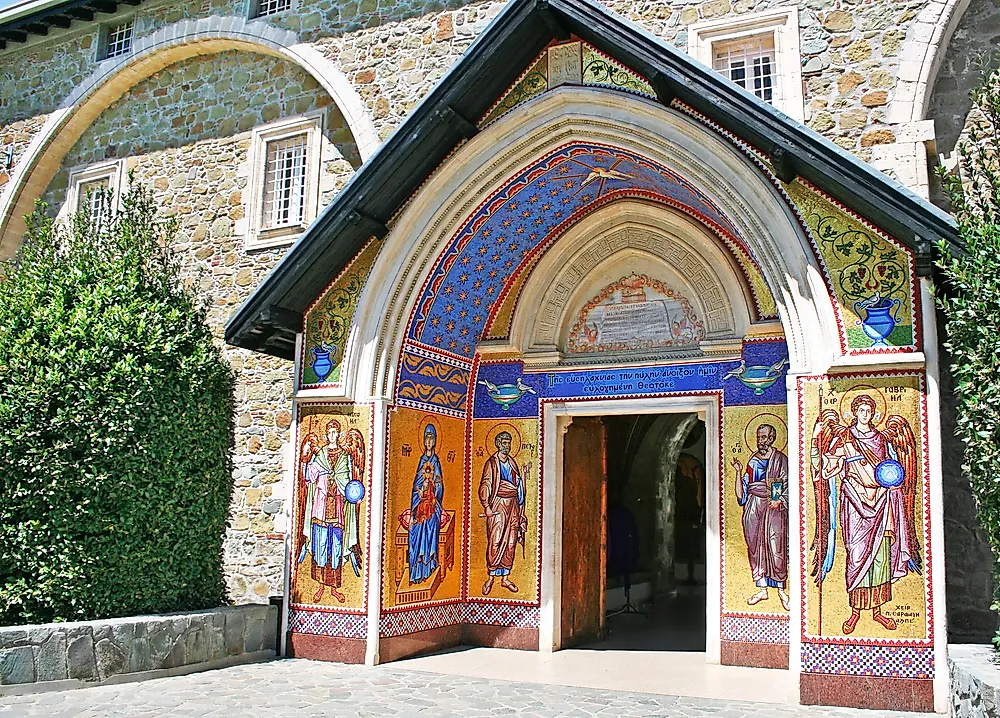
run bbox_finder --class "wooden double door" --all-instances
[560,416,606,648]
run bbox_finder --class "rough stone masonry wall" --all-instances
[0,604,276,689]
[0,0,973,606]
[40,49,359,605]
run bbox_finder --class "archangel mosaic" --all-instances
[281,35,941,713]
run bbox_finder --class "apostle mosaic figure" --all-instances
[297,419,365,603]
[479,431,528,595]
[811,393,921,635]
[408,424,445,584]
[732,423,790,610]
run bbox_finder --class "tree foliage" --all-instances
[0,183,235,625]
[937,60,1000,644]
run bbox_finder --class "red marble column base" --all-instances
[289,633,366,664]
[720,641,788,669]
[463,625,538,650]
[800,673,933,712]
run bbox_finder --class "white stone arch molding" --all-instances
[0,15,379,258]
[347,85,842,404]
[506,204,755,361]
[888,0,972,124]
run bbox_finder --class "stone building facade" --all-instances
[0,0,992,631]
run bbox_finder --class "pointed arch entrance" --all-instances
[247,14,948,705]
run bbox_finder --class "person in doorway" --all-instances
[674,453,705,584]
[479,431,528,595]
[732,423,789,610]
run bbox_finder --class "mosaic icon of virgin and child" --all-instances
[811,392,921,635]
[296,419,366,604]
[406,423,446,584]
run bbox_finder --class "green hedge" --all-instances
[937,62,1000,644]
[0,183,235,626]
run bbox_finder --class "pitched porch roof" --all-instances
[225,0,960,359]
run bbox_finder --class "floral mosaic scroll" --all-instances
[785,181,917,353]
[290,403,373,614]
[481,41,654,127]
[301,239,381,387]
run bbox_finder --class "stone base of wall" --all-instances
[0,603,277,694]
[951,644,1000,717]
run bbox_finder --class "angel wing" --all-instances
[342,428,366,485]
[810,410,846,585]
[883,415,922,574]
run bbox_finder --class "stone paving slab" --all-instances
[0,659,930,717]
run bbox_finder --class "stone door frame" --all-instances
[539,393,724,662]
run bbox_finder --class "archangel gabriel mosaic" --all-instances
[809,389,921,635]
[296,413,367,605]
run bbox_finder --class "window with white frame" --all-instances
[100,18,134,60]
[713,33,776,104]
[246,113,323,249]
[262,134,308,230]
[250,0,292,19]
[688,7,804,123]
[67,160,124,224]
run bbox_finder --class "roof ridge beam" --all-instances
[535,0,570,41]
[434,104,479,139]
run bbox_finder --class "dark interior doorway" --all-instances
[563,413,707,652]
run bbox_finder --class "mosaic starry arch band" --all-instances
[406,142,778,358]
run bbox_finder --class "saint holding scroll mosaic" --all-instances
[731,417,790,611]
[479,426,530,595]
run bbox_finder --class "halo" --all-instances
[419,415,441,448]
[743,412,788,452]
[485,422,522,458]
[321,416,344,440]
[838,385,888,425]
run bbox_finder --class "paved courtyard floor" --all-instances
[0,657,931,717]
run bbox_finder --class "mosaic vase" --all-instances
[854,297,900,348]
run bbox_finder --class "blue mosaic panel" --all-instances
[468,342,788,414]
[396,344,471,417]
[409,143,753,358]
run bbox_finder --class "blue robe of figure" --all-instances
[408,426,444,584]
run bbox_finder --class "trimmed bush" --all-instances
[0,183,235,626]
[937,62,1000,645]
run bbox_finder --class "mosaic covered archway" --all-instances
[234,14,948,710]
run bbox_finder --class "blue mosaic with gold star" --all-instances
[408,142,753,359]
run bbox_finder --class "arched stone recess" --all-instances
[0,15,379,258]
[343,87,839,406]
[888,0,972,125]
[503,203,758,365]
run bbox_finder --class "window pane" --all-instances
[256,0,292,17]
[105,20,134,59]
[262,134,308,230]
[77,177,112,216]
[713,32,777,104]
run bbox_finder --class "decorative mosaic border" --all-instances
[720,614,789,645]
[801,642,934,679]
[289,608,367,639]
[379,601,540,637]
